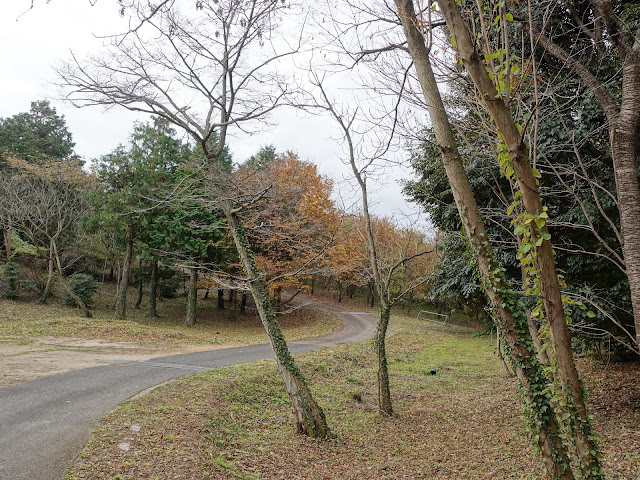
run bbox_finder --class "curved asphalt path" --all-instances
[0,303,377,480]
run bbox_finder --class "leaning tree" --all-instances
[58,0,329,437]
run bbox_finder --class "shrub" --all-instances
[0,261,34,300]
[64,273,100,308]
[158,266,180,299]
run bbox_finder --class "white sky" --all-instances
[0,0,425,223]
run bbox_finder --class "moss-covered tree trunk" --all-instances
[377,303,392,415]
[185,266,197,327]
[395,1,574,477]
[221,201,329,437]
[115,225,133,320]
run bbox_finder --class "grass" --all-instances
[63,313,640,479]
[0,282,343,347]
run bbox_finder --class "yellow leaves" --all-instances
[5,156,95,188]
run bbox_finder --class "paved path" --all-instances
[0,304,377,480]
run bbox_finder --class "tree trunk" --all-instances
[311,275,315,295]
[221,200,329,438]
[58,274,92,318]
[527,316,550,365]
[115,226,133,320]
[148,257,158,318]
[435,2,603,476]
[377,303,393,415]
[39,238,55,304]
[395,1,575,477]
[134,258,143,309]
[496,334,514,376]
[185,266,197,327]
[344,133,394,415]
[228,289,236,320]
[610,55,640,349]
[240,291,247,314]
[51,238,92,318]
[217,288,224,310]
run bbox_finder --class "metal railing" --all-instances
[417,310,450,326]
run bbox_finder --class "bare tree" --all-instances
[305,74,436,416]
[3,158,93,314]
[58,0,329,437]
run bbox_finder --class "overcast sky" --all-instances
[0,0,426,224]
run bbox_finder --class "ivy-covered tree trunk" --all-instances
[377,303,392,415]
[185,266,197,327]
[40,238,55,303]
[148,257,158,318]
[435,2,603,476]
[221,200,329,437]
[115,225,133,320]
[395,1,574,477]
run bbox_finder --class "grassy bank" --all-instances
[0,283,342,347]
[66,314,640,479]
